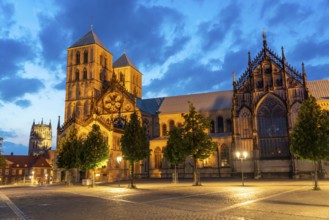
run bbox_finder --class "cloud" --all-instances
[0,0,15,35]
[54,79,66,90]
[2,141,27,155]
[288,39,329,62]
[15,99,31,108]
[0,129,17,139]
[0,38,34,78]
[198,1,241,51]
[0,77,44,102]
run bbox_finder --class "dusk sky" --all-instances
[0,0,328,154]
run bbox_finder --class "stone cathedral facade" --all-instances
[56,30,329,183]
[29,119,52,156]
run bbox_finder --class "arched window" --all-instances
[83,50,88,64]
[177,122,183,128]
[169,120,175,131]
[162,124,168,136]
[76,51,80,64]
[220,144,230,167]
[210,120,215,133]
[217,116,224,133]
[226,119,232,133]
[239,108,252,138]
[75,69,80,81]
[83,68,87,80]
[257,96,289,158]
[76,102,81,117]
[154,147,162,169]
[84,101,89,116]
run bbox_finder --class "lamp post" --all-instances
[236,151,248,186]
[116,156,122,187]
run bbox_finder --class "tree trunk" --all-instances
[314,161,319,190]
[129,161,136,188]
[92,169,95,188]
[173,164,178,184]
[193,157,201,186]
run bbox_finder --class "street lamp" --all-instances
[116,156,122,187]
[31,171,35,185]
[236,151,248,186]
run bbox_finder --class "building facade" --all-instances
[57,30,329,183]
[28,119,52,156]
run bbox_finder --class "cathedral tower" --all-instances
[65,29,114,122]
[29,119,52,155]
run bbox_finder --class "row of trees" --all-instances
[57,124,109,187]
[164,102,218,186]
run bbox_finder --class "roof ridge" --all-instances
[69,30,108,51]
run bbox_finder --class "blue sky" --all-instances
[0,0,328,155]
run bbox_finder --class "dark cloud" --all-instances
[0,0,15,35]
[0,129,17,138]
[198,1,240,51]
[0,38,34,78]
[38,0,188,72]
[3,141,27,155]
[145,48,249,96]
[54,79,66,90]
[15,99,32,108]
[303,63,329,80]
[266,2,312,26]
[288,39,329,62]
[0,77,44,102]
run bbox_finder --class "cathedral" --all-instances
[56,30,329,183]
[29,119,52,156]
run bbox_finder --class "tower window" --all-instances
[162,124,168,136]
[169,120,175,131]
[76,51,80,65]
[83,68,87,80]
[75,69,80,81]
[83,50,88,64]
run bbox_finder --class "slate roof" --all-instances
[113,53,138,70]
[4,155,51,168]
[138,90,233,115]
[137,98,164,115]
[69,30,108,51]
[308,80,329,100]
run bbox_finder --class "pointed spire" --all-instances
[41,118,43,125]
[57,116,60,129]
[233,71,236,83]
[262,29,267,48]
[281,46,286,62]
[302,62,307,85]
[49,120,51,127]
[248,51,252,66]
[90,24,93,32]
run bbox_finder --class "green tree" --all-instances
[164,126,187,183]
[290,96,329,190]
[121,111,150,188]
[81,124,109,187]
[182,102,218,186]
[56,126,83,185]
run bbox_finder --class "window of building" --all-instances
[18,169,23,175]
[162,124,168,136]
[239,108,252,138]
[154,147,162,169]
[76,51,80,64]
[220,144,230,167]
[75,69,80,81]
[5,169,9,175]
[83,50,88,64]
[217,116,224,133]
[169,120,175,132]
[210,120,215,133]
[257,96,289,159]
[226,119,232,133]
[12,169,16,175]
[83,68,87,80]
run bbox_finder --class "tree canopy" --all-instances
[57,126,82,170]
[290,96,329,189]
[121,111,150,188]
[182,102,218,185]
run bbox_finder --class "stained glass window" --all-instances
[257,96,290,158]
